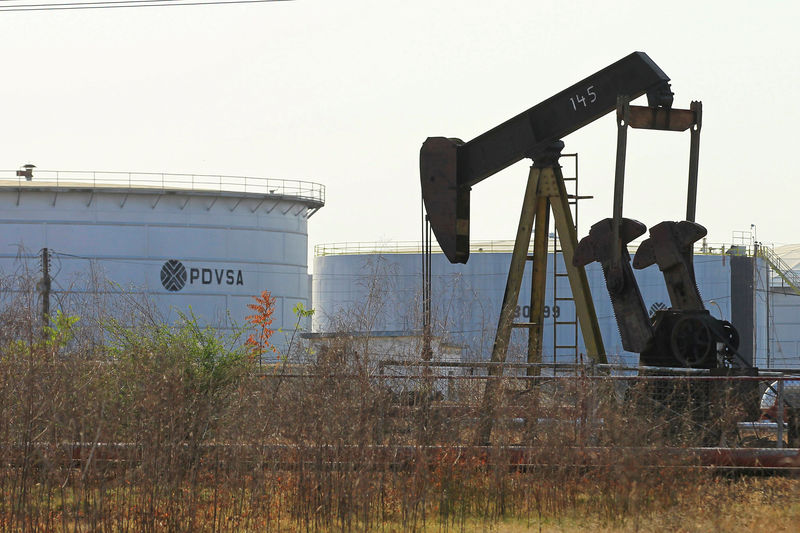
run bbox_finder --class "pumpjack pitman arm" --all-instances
[420,51,672,263]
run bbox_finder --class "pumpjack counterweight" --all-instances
[633,220,707,311]
[574,218,653,353]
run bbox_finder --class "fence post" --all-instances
[776,379,784,448]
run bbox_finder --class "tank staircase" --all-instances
[758,245,800,297]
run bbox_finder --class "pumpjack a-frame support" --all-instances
[489,142,607,374]
[476,142,606,444]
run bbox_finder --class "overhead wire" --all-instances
[0,0,290,11]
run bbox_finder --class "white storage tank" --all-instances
[312,241,772,367]
[0,167,325,352]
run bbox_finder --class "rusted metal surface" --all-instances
[263,372,793,382]
[579,86,715,370]
[487,165,543,372]
[628,105,697,131]
[478,152,607,442]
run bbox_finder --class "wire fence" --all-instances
[2,341,798,531]
[255,357,800,451]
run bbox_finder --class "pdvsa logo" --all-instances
[648,302,667,317]
[160,259,244,292]
[161,259,187,292]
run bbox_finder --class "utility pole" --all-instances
[751,225,758,366]
[40,247,51,328]
[766,250,770,368]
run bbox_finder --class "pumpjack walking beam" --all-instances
[421,51,672,265]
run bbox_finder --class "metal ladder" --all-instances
[551,154,582,368]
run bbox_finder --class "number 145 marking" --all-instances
[569,85,597,111]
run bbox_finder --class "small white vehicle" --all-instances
[760,380,800,420]
[759,380,800,447]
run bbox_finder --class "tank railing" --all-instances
[315,239,740,258]
[0,169,325,205]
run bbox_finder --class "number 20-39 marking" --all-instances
[514,305,560,319]
[569,85,597,111]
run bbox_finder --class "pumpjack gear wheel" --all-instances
[670,315,714,368]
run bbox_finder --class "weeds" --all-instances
[0,278,796,532]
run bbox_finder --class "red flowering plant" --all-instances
[245,290,277,360]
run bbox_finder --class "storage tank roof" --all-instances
[0,169,325,208]
[774,244,800,271]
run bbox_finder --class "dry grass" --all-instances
[483,477,800,533]
[0,278,797,532]
[1,474,796,532]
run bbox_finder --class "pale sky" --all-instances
[2,1,798,265]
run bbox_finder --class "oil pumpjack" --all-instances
[419,52,748,441]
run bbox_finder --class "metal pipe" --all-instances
[259,373,800,383]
